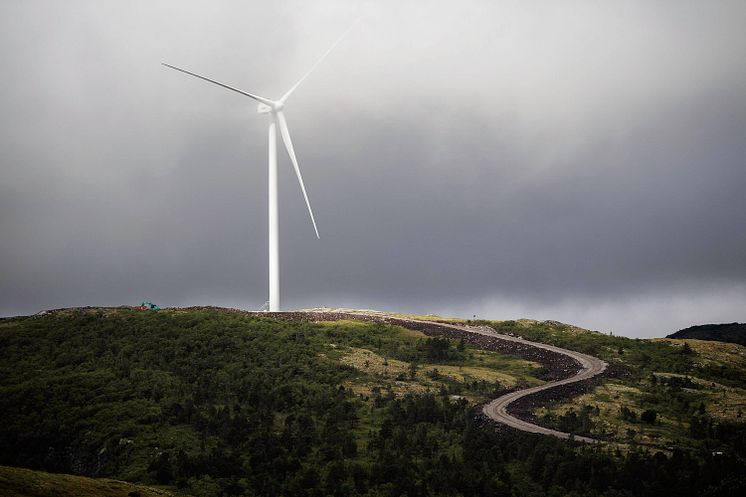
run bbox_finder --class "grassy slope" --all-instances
[0,465,191,497]
[314,318,543,391]
[0,308,544,497]
[320,319,543,400]
[482,318,746,447]
[2,308,745,496]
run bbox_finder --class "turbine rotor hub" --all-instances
[257,100,284,114]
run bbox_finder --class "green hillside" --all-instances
[1,308,745,497]
[666,323,746,346]
[485,319,746,448]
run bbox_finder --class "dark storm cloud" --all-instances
[1,0,745,337]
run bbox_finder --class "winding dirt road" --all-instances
[396,318,608,443]
[477,332,607,443]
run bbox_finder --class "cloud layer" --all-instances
[1,1,745,336]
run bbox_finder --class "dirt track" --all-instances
[380,316,609,443]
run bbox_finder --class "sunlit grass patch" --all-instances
[653,338,746,369]
[337,345,541,406]
[652,372,746,421]
[340,347,410,377]
[0,465,191,497]
[418,364,524,388]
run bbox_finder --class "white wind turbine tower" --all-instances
[163,25,355,312]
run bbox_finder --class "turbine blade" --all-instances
[280,19,360,104]
[276,111,320,239]
[162,63,275,106]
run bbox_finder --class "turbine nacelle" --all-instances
[257,100,284,114]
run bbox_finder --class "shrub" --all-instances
[641,409,658,424]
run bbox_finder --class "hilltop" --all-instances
[1,307,745,497]
[666,323,746,346]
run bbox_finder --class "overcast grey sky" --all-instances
[1,0,745,337]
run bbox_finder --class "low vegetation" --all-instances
[0,308,744,496]
[489,319,746,453]
[0,464,191,497]
[485,319,746,386]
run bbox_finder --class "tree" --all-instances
[620,406,637,422]
[408,361,418,380]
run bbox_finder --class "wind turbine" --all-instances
[163,25,354,312]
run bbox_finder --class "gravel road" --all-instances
[395,318,609,443]
[475,329,607,443]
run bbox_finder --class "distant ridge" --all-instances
[666,322,746,346]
